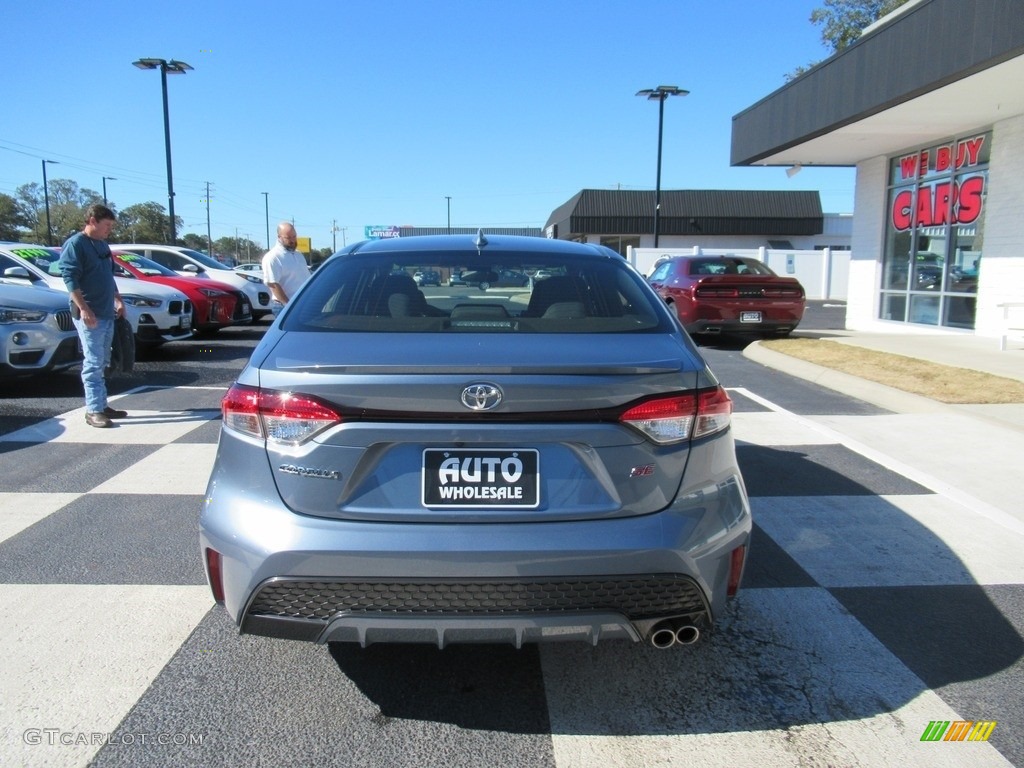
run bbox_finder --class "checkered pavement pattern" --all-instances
[0,385,1019,767]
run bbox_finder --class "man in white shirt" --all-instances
[261,222,311,315]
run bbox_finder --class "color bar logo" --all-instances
[920,721,997,742]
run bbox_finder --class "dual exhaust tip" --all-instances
[648,619,701,649]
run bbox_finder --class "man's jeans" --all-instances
[74,317,114,413]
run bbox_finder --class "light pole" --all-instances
[262,192,270,249]
[636,85,688,248]
[445,196,452,234]
[133,57,193,244]
[204,181,213,257]
[41,159,58,246]
[101,176,116,207]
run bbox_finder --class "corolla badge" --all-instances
[460,383,503,411]
[278,464,340,480]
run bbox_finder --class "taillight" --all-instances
[619,386,732,444]
[221,383,341,445]
[693,386,733,439]
[696,286,739,297]
[762,287,804,298]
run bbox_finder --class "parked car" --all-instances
[201,234,751,650]
[451,267,531,290]
[116,244,273,319]
[234,263,264,279]
[0,244,193,347]
[647,256,806,337]
[0,281,82,378]
[112,252,251,332]
[413,269,441,287]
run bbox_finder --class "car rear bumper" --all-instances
[200,459,751,647]
[686,305,804,335]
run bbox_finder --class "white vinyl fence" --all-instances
[627,246,850,301]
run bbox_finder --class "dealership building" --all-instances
[731,0,1024,338]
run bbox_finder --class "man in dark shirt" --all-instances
[58,204,127,428]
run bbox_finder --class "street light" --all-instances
[636,85,688,248]
[133,57,193,244]
[102,176,116,206]
[41,160,58,246]
[445,196,452,234]
[262,192,270,249]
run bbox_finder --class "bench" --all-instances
[999,303,1024,351]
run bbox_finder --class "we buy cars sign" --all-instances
[890,133,987,231]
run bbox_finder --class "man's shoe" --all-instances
[85,412,113,428]
[102,406,128,419]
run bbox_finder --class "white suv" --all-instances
[117,245,272,319]
[0,244,193,347]
[0,281,82,378]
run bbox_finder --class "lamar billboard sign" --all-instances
[365,225,400,239]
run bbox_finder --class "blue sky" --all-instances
[1,0,854,249]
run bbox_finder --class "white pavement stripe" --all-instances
[731,387,1024,538]
[0,493,78,545]
[753,495,1024,588]
[731,411,837,446]
[0,584,212,768]
[543,589,1012,768]
[816,412,1024,526]
[0,410,218,445]
[88,444,218,496]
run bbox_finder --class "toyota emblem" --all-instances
[460,383,503,411]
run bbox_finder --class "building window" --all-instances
[880,132,989,329]
[600,235,639,258]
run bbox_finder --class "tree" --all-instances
[788,0,910,79]
[309,247,333,268]
[214,235,263,263]
[181,233,211,253]
[0,193,31,241]
[14,179,103,244]
[111,202,182,245]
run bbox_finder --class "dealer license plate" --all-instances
[422,448,539,508]
[179,313,192,328]
[740,311,762,323]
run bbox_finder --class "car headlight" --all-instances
[0,306,47,323]
[198,287,231,298]
[121,295,164,308]
[241,274,263,284]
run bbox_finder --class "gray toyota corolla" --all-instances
[200,234,751,649]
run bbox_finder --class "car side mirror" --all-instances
[2,266,33,280]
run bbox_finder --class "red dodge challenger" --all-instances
[647,256,805,337]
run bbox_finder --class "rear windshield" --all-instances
[283,249,669,334]
[687,258,776,276]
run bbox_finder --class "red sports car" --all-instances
[647,256,805,337]
[112,252,252,332]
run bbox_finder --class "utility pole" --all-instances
[262,192,270,249]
